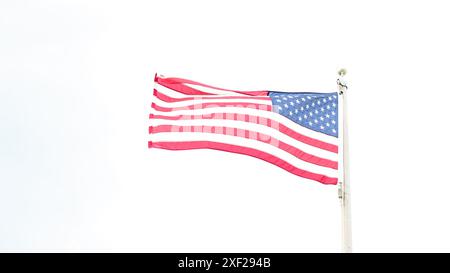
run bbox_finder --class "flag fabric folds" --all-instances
[149,74,340,185]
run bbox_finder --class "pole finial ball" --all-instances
[338,68,347,76]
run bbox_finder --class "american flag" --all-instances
[149,74,340,185]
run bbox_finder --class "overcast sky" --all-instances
[1,0,450,252]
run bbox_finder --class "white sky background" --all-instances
[1,0,450,252]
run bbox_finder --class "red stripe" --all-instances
[148,140,337,185]
[153,89,271,102]
[151,101,271,112]
[149,111,338,153]
[149,125,337,170]
[155,75,268,96]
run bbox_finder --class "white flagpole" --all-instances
[337,69,352,253]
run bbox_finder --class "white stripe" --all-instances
[184,83,244,96]
[154,83,199,98]
[150,97,338,145]
[149,132,338,178]
[154,83,268,100]
[152,95,272,108]
[149,118,338,162]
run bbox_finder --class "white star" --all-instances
[331,111,336,115]
[298,116,302,121]
[296,99,300,103]
[290,101,294,106]
[276,99,281,102]
[320,125,324,130]
[284,104,289,108]
[309,121,313,126]
[326,122,330,127]
[315,110,319,114]
[326,114,330,118]
[309,112,313,116]
[320,116,324,121]
[326,105,331,109]
[301,98,306,101]
[331,120,336,124]
[306,105,309,109]
[304,114,308,119]
[332,129,337,133]
[289,111,293,115]
[314,119,318,123]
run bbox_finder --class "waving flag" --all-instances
[149,74,340,185]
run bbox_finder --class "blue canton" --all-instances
[268,91,339,137]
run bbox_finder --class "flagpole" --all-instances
[337,69,352,253]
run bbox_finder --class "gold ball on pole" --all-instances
[338,68,347,76]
